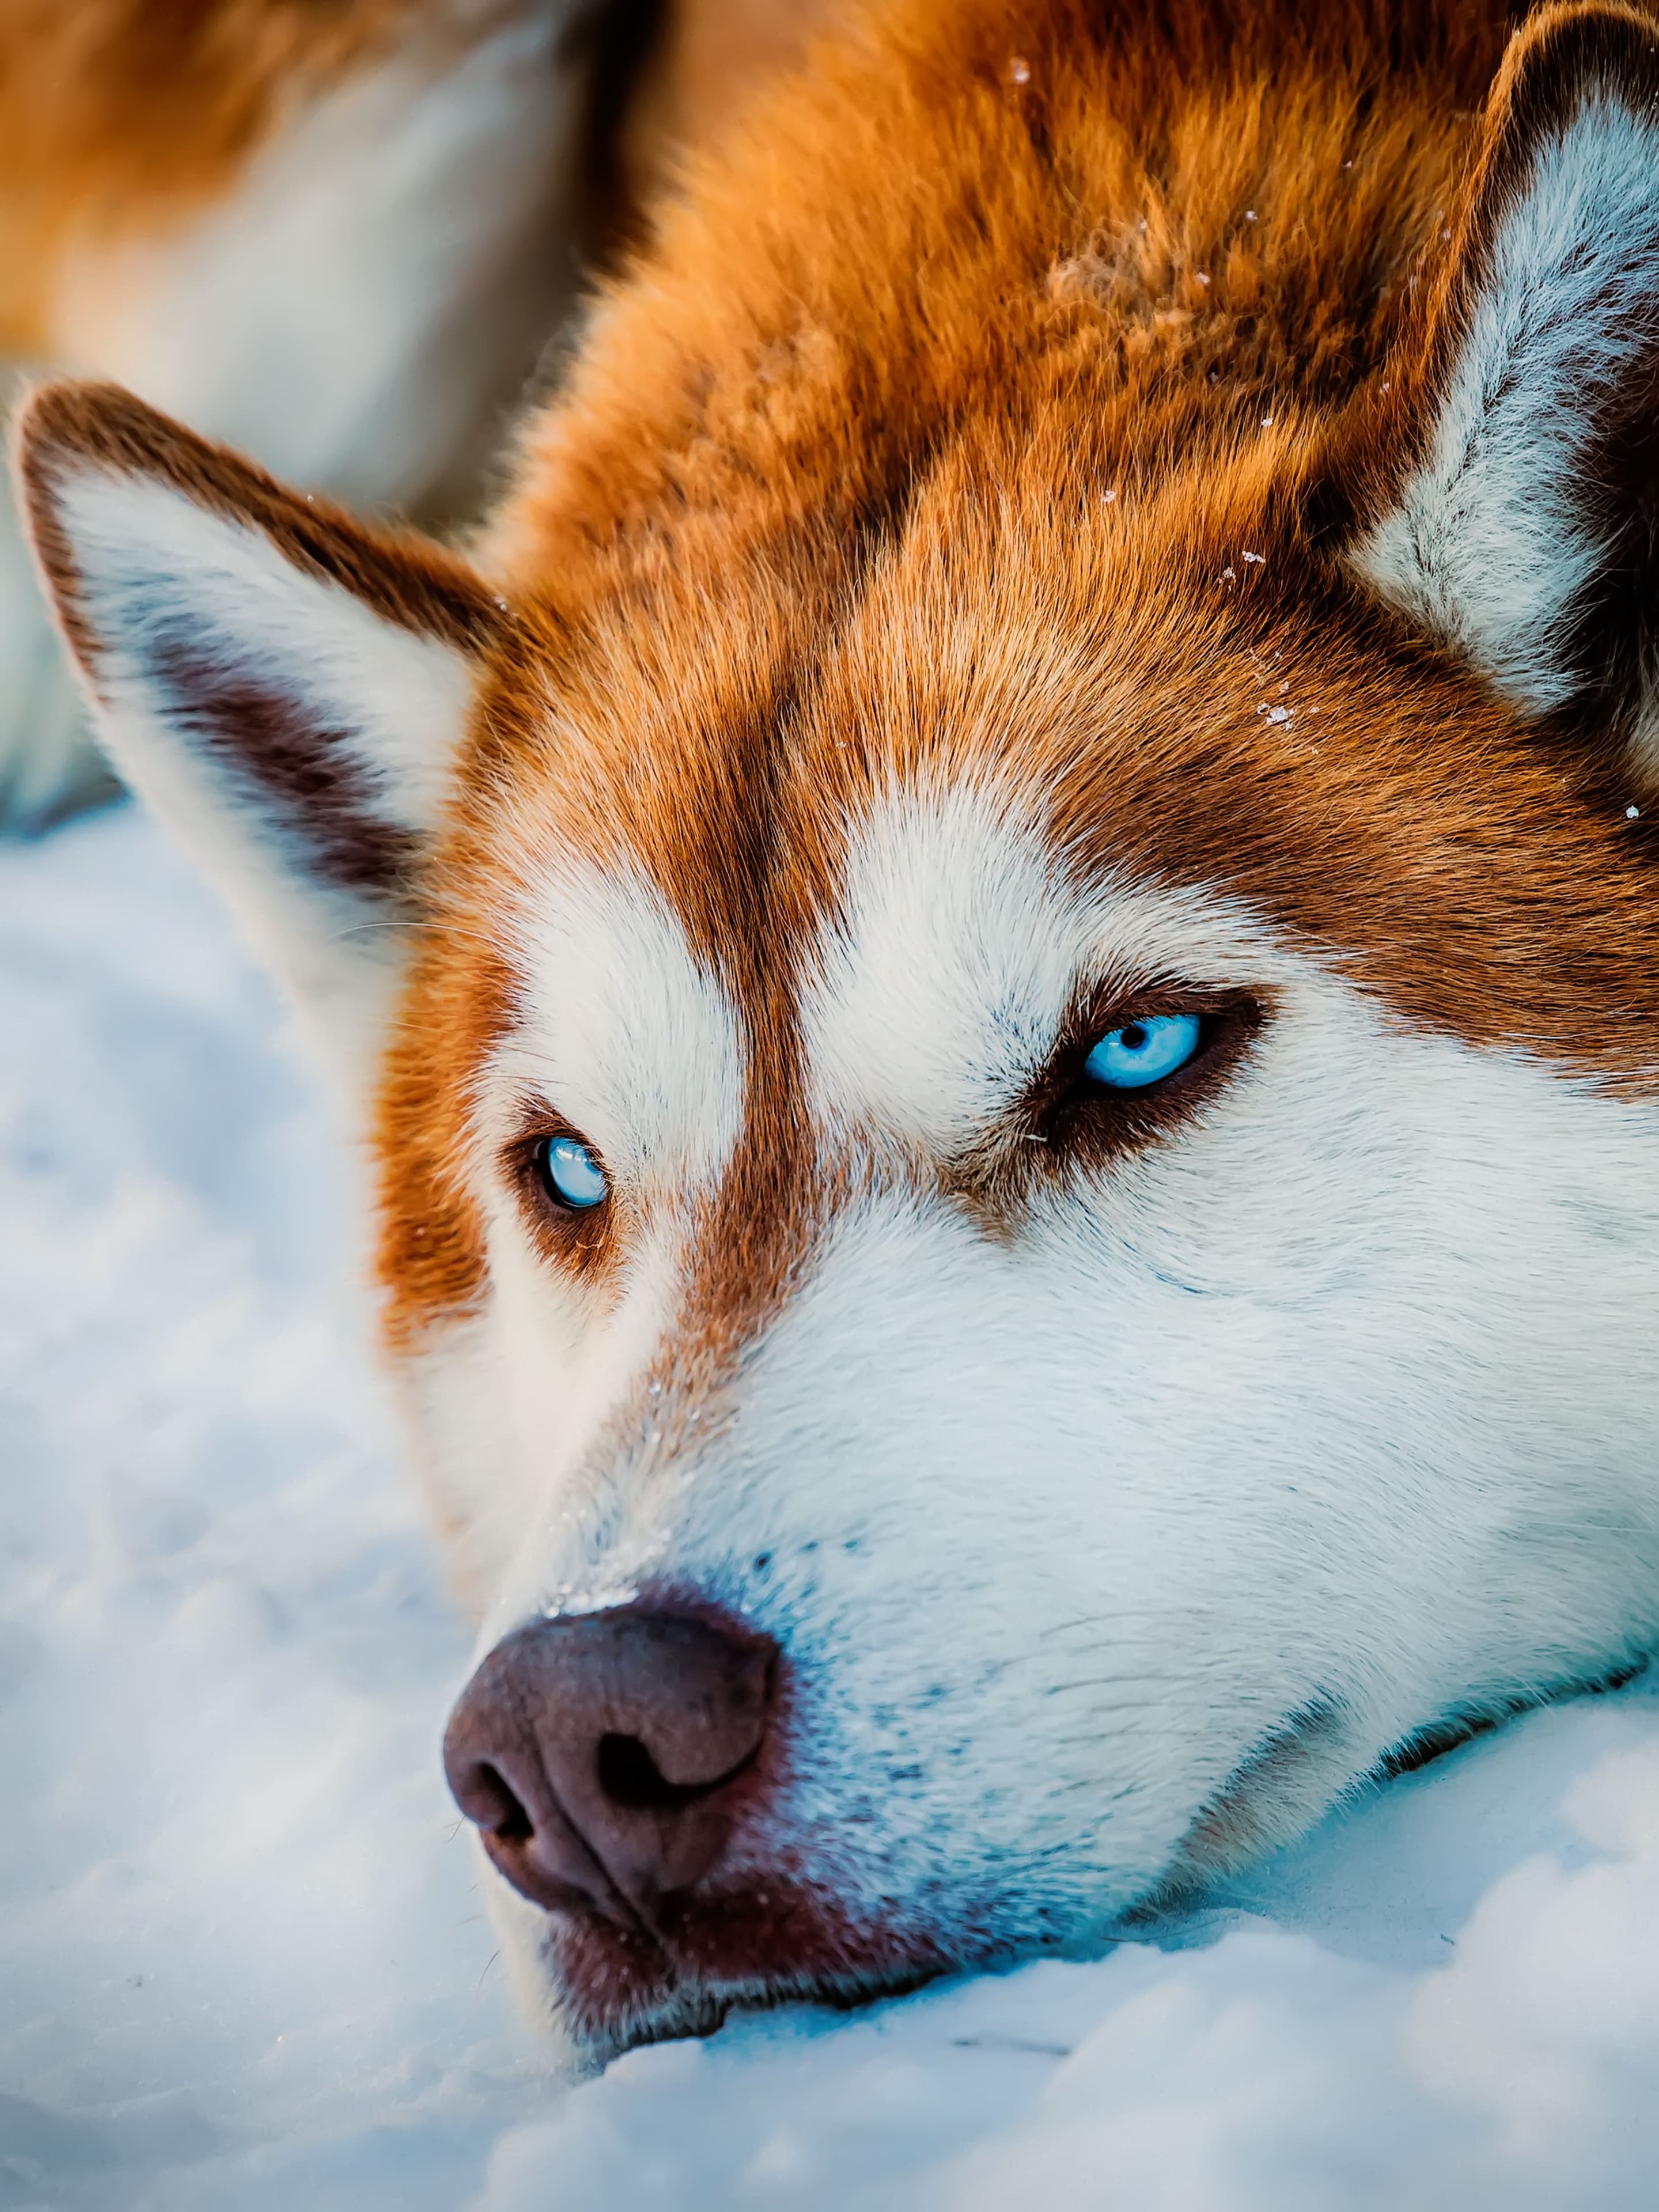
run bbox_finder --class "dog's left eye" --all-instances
[1085,1012,1202,1090]
[538,1135,609,1209]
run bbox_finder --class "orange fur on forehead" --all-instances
[484,0,1508,584]
[791,423,1659,1073]
[380,0,1659,1344]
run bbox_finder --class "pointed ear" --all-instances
[11,381,503,1097]
[1350,2,1659,786]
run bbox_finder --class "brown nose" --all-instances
[442,1607,776,1928]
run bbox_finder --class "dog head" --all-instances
[18,0,1659,2062]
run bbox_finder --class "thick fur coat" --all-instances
[14,0,1659,2061]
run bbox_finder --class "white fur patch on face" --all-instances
[803,775,1289,1154]
[449,862,747,1630]
[804,781,1075,1153]
[1353,94,1659,715]
[491,858,747,1194]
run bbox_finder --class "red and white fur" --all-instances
[13,0,1659,2063]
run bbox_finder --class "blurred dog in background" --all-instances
[0,0,825,829]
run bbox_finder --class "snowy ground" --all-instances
[3,800,1658,2211]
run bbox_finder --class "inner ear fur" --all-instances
[11,381,508,1092]
[1348,1,1659,777]
[13,378,506,910]
[18,380,502,676]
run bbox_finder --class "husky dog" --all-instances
[14,0,1659,2065]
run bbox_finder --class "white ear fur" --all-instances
[1353,10,1659,775]
[14,385,499,1101]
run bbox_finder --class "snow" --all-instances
[4,801,1658,2210]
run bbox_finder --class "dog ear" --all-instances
[1350,2,1659,787]
[12,381,503,1097]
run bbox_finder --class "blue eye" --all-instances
[1084,1012,1203,1090]
[540,1135,608,1210]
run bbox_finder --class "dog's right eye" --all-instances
[1084,1012,1203,1090]
[537,1135,608,1211]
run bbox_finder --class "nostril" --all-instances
[459,1759,533,1843]
[596,1730,757,1812]
[483,1766,535,1844]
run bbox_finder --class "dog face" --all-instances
[18,0,1659,2061]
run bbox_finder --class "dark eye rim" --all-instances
[1021,984,1266,1160]
[503,1118,615,1271]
